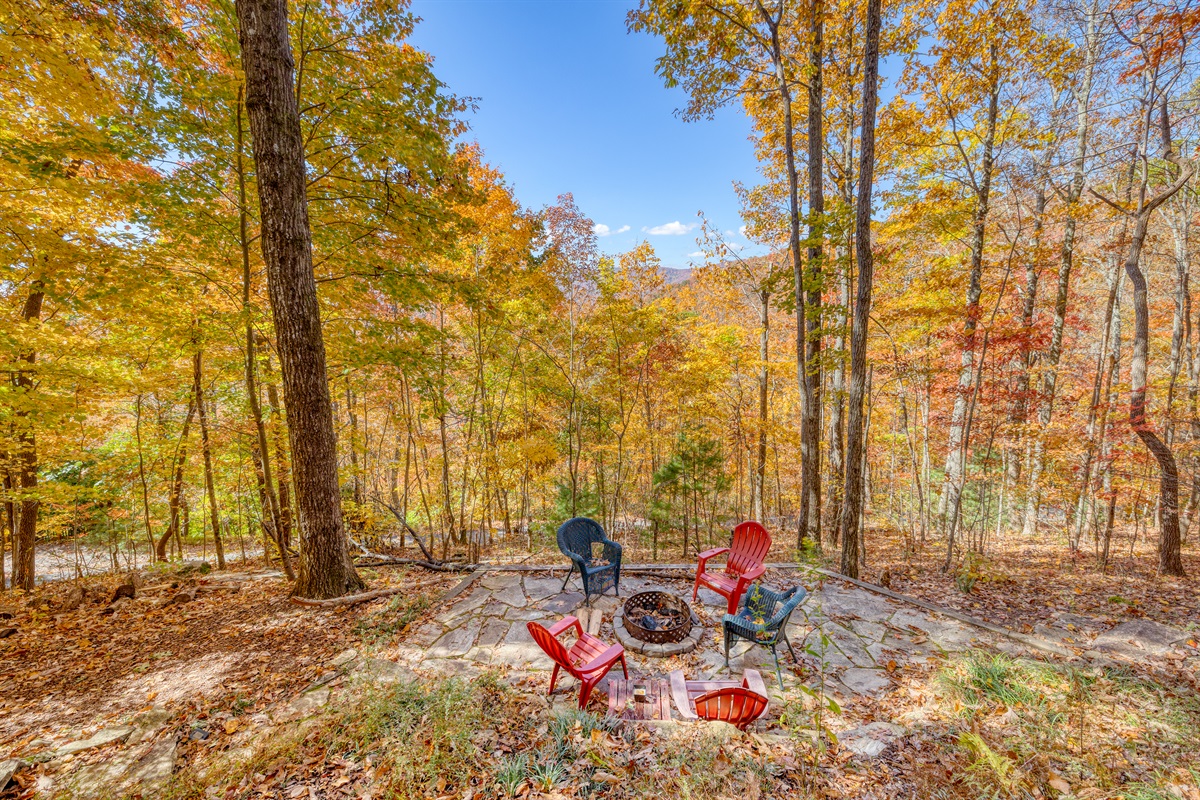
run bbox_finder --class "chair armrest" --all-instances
[580,642,625,674]
[562,548,589,567]
[764,587,808,629]
[669,670,698,719]
[548,615,582,637]
[697,547,730,572]
[723,613,765,634]
[736,562,767,583]
[602,538,622,565]
[742,669,769,699]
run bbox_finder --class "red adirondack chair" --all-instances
[692,520,772,614]
[528,615,628,709]
[668,669,770,730]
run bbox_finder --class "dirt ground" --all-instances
[0,560,459,755]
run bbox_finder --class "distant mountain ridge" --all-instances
[659,266,693,285]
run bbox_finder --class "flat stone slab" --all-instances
[441,587,490,622]
[330,648,359,668]
[283,687,331,720]
[503,607,548,621]
[408,622,445,648]
[70,735,177,799]
[481,574,522,591]
[476,617,511,648]
[427,617,481,658]
[840,667,890,696]
[0,759,24,788]
[841,722,906,758]
[813,584,896,621]
[1091,619,1188,657]
[55,726,133,757]
[538,592,584,615]
[523,576,563,600]
[491,583,528,608]
[352,658,418,685]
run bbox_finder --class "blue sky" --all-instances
[408,0,764,269]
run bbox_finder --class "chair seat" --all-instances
[698,572,739,594]
[567,630,613,669]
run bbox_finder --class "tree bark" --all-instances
[839,0,881,578]
[11,286,43,590]
[236,86,293,579]
[237,0,363,597]
[155,396,197,561]
[755,288,770,521]
[755,0,806,549]
[1127,211,1185,576]
[800,0,825,545]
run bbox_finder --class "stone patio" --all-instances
[377,567,1197,724]
[381,570,1022,704]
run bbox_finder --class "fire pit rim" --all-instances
[621,590,694,644]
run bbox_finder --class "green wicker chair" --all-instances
[723,584,807,689]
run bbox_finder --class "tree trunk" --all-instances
[11,286,43,590]
[237,0,363,597]
[755,288,770,521]
[1126,209,1185,576]
[194,349,225,569]
[839,0,882,578]
[756,1,806,550]
[827,244,849,547]
[266,376,293,550]
[237,85,293,578]
[155,396,197,561]
[800,0,825,545]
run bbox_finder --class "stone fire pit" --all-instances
[613,590,704,656]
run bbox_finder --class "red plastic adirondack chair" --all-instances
[692,521,772,614]
[528,616,628,709]
[668,669,770,730]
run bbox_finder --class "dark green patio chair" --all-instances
[723,583,808,689]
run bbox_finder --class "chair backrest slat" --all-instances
[528,621,573,674]
[693,686,769,729]
[727,521,771,576]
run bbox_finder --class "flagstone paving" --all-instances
[379,568,1196,716]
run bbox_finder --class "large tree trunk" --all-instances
[1111,95,1193,577]
[11,287,43,591]
[237,0,363,598]
[755,1,806,549]
[236,86,293,579]
[799,0,824,544]
[1126,212,1185,576]
[755,288,770,521]
[194,350,225,569]
[839,0,882,578]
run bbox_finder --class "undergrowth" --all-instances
[936,651,1200,798]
